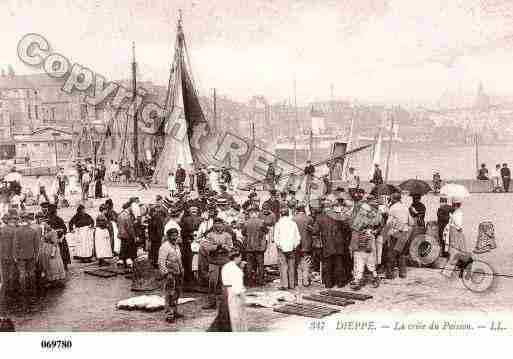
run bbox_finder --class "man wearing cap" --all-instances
[370,164,383,185]
[189,170,195,192]
[117,203,138,267]
[303,160,315,197]
[437,196,453,257]
[259,203,277,255]
[265,163,276,191]
[0,209,18,293]
[148,198,166,268]
[197,204,218,285]
[347,167,360,198]
[175,164,187,193]
[287,190,299,216]
[158,228,184,323]
[349,196,383,290]
[202,218,233,309]
[384,192,411,279]
[293,204,314,287]
[218,185,235,207]
[314,201,353,288]
[13,212,39,292]
[180,206,202,284]
[262,190,280,220]
[273,208,300,290]
[242,191,260,211]
[196,168,207,194]
[241,207,266,286]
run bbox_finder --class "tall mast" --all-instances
[213,88,217,132]
[294,74,298,135]
[132,41,139,177]
[294,74,298,165]
[384,110,394,183]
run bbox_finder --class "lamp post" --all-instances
[52,132,60,170]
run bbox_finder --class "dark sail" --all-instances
[180,57,210,164]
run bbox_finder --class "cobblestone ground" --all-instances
[3,179,513,331]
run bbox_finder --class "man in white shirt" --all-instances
[273,207,301,290]
[385,193,411,279]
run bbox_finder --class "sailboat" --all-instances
[274,106,347,166]
[152,13,213,184]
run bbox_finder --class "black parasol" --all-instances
[398,179,432,195]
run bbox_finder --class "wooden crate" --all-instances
[303,294,355,307]
[273,302,340,319]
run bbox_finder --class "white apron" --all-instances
[94,228,113,259]
[75,226,94,258]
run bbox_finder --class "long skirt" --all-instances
[75,226,94,259]
[264,226,278,265]
[95,180,103,198]
[59,237,71,270]
[94,228,113,259]
[38,242,66,282]
[207,287,232,332]
[68,175,80,194]
[227,288,247,331]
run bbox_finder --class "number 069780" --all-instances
[40,340,72,349]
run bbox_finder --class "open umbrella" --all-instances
[440,183,470,199]
[399,179,432,195]
[370,183,401,196]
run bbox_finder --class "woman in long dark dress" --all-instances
[94,167,103,199]
[47,204,71,271]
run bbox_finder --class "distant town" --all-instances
[1,66,512,169]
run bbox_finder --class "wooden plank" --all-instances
[303,294,355,307]
[274,305,326,319]
[288,302,339,314]
[320,290,373,301]
[275,302,340,318]
[282,303,339,316]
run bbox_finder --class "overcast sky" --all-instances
[2,0,513,107]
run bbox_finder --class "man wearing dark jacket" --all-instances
[117,205,137,267]
[175,164,186,192]
[148,200,166,268]
[242,207,267,286]
[14,213,40,292]
[313,205,352,288]
[179,206,202,284]
[370,164,384,185]
[501,163,511,192]
[437,196,453,256]
[196,168,207,194]
[201,218,233,309]
[262,190,281,220]
[0,210,18,293]
[293,204,314,287]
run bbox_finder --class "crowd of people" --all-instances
[477,163,511,192]
[0,159,470,332]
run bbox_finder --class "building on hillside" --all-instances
[12,127,73,168]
